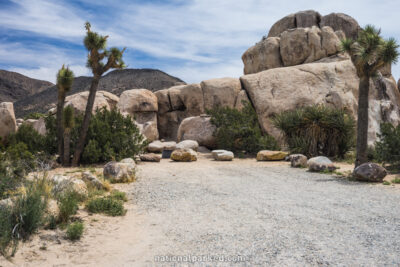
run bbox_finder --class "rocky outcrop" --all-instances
[201,78,242,110]
[51,175,88,199]
[64,91,119,114]
[117,89,159,141]
[240,60,400,145]
[177,115,217,149]
[0,102,17,140]
[267,10,321,38]
[155,84,204,140]
[320,13,360,40]
[156,80,244,140]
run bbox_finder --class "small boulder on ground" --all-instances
[211,150,234,161]
[103,160,136,183]
[353,163,387,182]
[140,153,161,162]
[176,140,199,151]
[256,150,288,161]
[171,149,197,162]
[147,140,176,153]
[51,175,88,199]
[82,171,105,190]
[290,154,308,168]
[307,156,336,172]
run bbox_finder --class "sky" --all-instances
[0,0,399,84]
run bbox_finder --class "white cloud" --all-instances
[1,0,400,83]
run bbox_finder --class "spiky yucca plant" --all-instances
[56,65,74,165]
[62,106,75,166]
[341,25,399,166]
[272,105,355,158]
[72,22,125,166]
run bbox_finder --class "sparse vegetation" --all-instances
[110,190,127,202]
[375,122,400,166]
[57,191,80,223]
[66,222,84,241]
[272,105,355,158]
[207,102,279,155]
[383,181,391,185]
[391,178,400,184]
[86,196,126,216]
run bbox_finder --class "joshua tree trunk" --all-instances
[355,76,370,167]
[63,129,71,166]
[72,76,100,166]
[56,92,65,164]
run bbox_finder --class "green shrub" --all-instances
[66,222,84,241]
[3,142,35,178]
[391,178,400,184]
[272,105,355,158]
[383,181,391,185]
[207,102,279,154]
[110,190,127,202]
[6,124,46,153]
[24,112,46,120]
[45,108,147,164]
[86,196,126,216]
[0,180,48,257]
[375,123,400,165]
[57,191,80,223]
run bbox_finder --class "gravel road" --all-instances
[132,156,400,266]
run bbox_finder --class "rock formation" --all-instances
[117,89,159,141]
[63,90,119,114]
[0,102,17,140]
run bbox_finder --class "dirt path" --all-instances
[2,155,400,266]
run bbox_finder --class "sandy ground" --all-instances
[1,154,400,266]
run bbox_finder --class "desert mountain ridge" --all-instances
[3,68,185,117]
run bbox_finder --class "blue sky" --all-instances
[0,0,399,84]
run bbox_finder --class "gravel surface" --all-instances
[132,156,400,266]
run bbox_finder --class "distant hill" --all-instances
[0,70,54,103]
[14,68,185,117]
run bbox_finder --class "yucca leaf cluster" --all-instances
[272,105,355,158]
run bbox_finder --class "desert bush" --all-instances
[66,222,84,241]
[24,112,46,120]
[272,105,355,158]
[86,196,126,216]
[3,142,35,178]
[44,108,147,164]
[207,102,279,154]
[0,180,48,257]
[6,124,46,154]
[375,122,400,165]
[57,191,80,223]
[110,190,127,202]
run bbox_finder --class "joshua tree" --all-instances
[63,106,75,166]
[72,22,125,166]
[56,65,74,165]
[341,25,399,167]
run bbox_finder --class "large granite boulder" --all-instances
[353,163,387,182]
[64,91,119,114]
[177,115,217,149]
[155,84,204,140]
[242,37,282,74]
[117,89,159,141]
[0,102,17,140]
[240,60,400,145]
[320,12,360,40]
[267,10,321,37]
[201,78,242,110]
[147,140,176,153]
[176,140,199,151]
